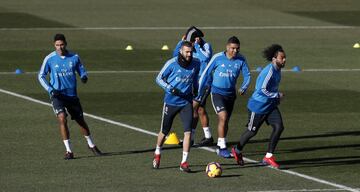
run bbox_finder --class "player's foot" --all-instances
[198,137,214,146]
[217,147,231,158]
[179,162,191,172]
[262,156,280,168]
[89,146,103,156]
[231,147,244,166]
[153,154,161,169]
[64,151,74,160]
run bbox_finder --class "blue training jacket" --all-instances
[197,51,251,99]
[247,63,282,114]
[38,51,87,97]
[156,57,200,106]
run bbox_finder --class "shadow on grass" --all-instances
[280,156,360,169]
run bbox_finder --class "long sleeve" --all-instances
[260,68,279,98]
[156,59,174,93]
[239,60,251,93]
[38,56,53,94]
[196,55,217,100]
[75,55,87,78]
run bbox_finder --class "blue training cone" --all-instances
[256,66,262,72]
[292,66,301,72]
[15,68,23,74]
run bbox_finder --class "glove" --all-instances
[81,76,88,84]
[170,88,182,96]
[51,90,61,97]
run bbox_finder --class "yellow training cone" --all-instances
[353,43,360,49]
[161,45,169,50]
[125,45,133,51]
[164,132,180,145]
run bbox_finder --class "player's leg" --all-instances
[179,103,193,172]
[262,107,284,168]
[198,105,214,146]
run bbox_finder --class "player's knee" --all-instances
[198,107,206,115]
[57,113,67,124]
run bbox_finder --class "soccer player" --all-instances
[231,44,286,168]
[38,34,102,160]
[173,26,214,146]
[153,41,200,172]
[195,36,251,158]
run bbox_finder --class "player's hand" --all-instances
[170,88,182,96]
[51,90,61,97]
[279,92,285,99]
[81,76,88,84]
[238,89,246,95]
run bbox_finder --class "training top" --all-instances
[173,40,212,75]
[156,57,200,106]
[38,51,87,97]
[247,63,282,114]
[197,52,251,99]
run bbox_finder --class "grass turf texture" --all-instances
[0,0,360,191]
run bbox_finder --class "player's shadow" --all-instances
[279,155,360,169]
[102,145,182,157]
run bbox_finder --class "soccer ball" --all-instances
[206,162,222,178]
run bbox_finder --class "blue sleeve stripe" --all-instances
[38,52,55,91]
[156,58,175,90]
[261,67,278,98]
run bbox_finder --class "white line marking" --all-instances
[0,87,358,192]
[248,188,360,192]
[1,68,360,75]
[0,26,357,31]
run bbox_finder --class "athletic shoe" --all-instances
[198,137,214,146]
[89,146,103,156]
[231,147,244,166]
[64,152,74,160]
[262,156,280,168]
[217,147,231,158]
[153,154,161,169]
[179,162,191,172]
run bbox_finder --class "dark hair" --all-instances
[54,33,66,43]
[227,36,240,45]
[185,26,204,42]
[181,41,193,48]
[263,44,284,61]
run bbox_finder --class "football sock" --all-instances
[203,127,212,139]
[217,137,226,149]
[84,135,95,148]
[181,151,189,163]
[191,129,195,142]
[265,152,273,158]
[155,145,161,155]
[63,139,72,152]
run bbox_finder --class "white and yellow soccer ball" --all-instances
[206,162,222,178]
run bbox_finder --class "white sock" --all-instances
[84,135,95,148]
[203,127,212,139]
[191,129,195,142]
[265,152,273,158]
[217,137,226,149]
[155,145,161,155]
[181,151,189,163]
[63,139,72,152]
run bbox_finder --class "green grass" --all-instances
[0,0,360,191]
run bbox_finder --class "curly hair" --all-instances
[263,44,284,61]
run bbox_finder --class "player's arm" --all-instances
[156,60,177,94]
[198,43,212,60]
[38,57,53,94]
[238,59,251,95]
[75,55,88,83]
[196,55,217,102]
[260,68,280,98]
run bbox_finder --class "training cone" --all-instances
[353,43,360,49]
[15,68,23,74]
[255,66,262,72]
[292,66,301,72]
[125,45,133,51]
[161,45,169,50]
[164,132,180,145]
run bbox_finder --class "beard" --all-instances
[178,54,192,68]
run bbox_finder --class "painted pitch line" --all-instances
[1,68,360,75]
[249,188,360,192]
[0,88,358,192]
[0,26,357,31]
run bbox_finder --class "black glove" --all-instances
[170,88,182,96]
[81,76,88,84]
[51,90,61,97]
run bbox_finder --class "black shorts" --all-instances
[210,93,236,117]
[51,95,84,120]
[160,102,193,135]
[247,107,283,132]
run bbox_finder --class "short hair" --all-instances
[263,44,284,61]
[185,26,204,42]
[54,33,66,43]
[227,36,240,45]
[181,41,193,49]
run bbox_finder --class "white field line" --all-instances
[1,68,360,75]
[0,88,358,192]
[0,26,357,31]
[249,188,360,192]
